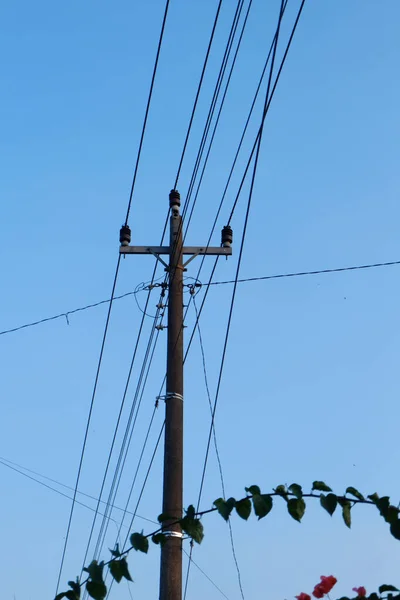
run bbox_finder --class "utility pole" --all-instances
[119,190,232,600]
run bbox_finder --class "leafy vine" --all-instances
[55,481,400,600]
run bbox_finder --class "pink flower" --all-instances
[296,594,311,600]
[312,576,337,598]
[353,587,367,598]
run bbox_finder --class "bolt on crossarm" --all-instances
[119,190,233,600]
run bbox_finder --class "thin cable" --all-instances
[197,0,287,512]
[182,549,231,600]
[192,295,245,600]
[182,0,254,236]
[174,0,224,188]
[227,0,307,224]
[80,301,162,574]
[55,256,121,595]
[181,0,245,222]
[0,455,157,524]
[96,331,162,563]
[4,259,398,338]
[124,0,171,224]
[55,0,171,578]
[0,458,146,529]
[186,3,288,596]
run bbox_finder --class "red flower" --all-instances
[296,594,311,600]
[312,586,325,599]
[353,587,367,598]
[312,576,337,598]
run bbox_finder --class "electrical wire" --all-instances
[3,259,398,339]
[184,1,290,596]
[196,0,287,515]
[182,0,254,237]
[182,549,231,600]
[174,0,224,189]
[0,457,156,525]
[54,0,172,589]
[55,259,121,595]
[181,0,246,223]
[192,294,245,600]
[124,0,171,225]
[79,300,163,577]
[95,330,163,564]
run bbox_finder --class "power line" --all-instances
[182,549,231,600]
[124,0,171,225]
[55,259,121,595]
[185,0,289,596]
[197,0,294,501]
[181,0,247,224]
[0,456,156,524]
[55,0,171,589]
[3,259,398,338]
[211,260,400,285]
[192,295,245,600]
[174,0,224,189]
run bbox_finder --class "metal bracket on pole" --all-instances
[182,249,201,269]
[148,249,169,269]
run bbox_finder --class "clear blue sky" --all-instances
[1,1,400,599]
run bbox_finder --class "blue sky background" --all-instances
[1,1,400,599]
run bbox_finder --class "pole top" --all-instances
[169,189,181,215]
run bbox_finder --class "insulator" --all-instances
[169,189,181,212]
[221,225,233,248]
[119,224,131,246]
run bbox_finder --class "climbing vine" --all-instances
[55,480,400,600]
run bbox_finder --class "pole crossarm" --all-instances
[119,245,232,257]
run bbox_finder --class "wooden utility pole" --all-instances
[160,190,184,600]
[119,190,232,600]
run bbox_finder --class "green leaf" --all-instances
[320,493,338,516]
[83,561,104,584]
[367,594,380,600]
[312,481,332,492]
[152,533,167,546]
[379,585,399,593]
[109,558,132,584]
[56,582,80,600]
[236,498,252,520]
[386,506,399,525]
[287,498,305,522]
[252,494,273,520]
[274,484,288,498]
[373,497,399,524]
[130,532,149,554]
[368,492,379,503]
[109,544,121,558]
[158,512,174,523]
[86,581,107,600]
[67,580,81,599]
[180,516,204,544]
[342,501,351,528]
[288,484,303,499]
[245,485,261,496]
[213,497,236,521]
[390,520,400,540]
[186,505,196,519]
[346,486,365,501]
